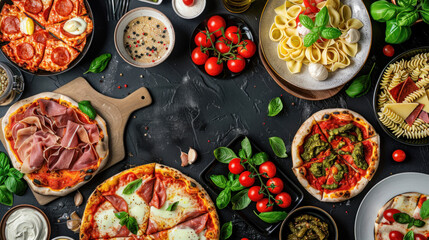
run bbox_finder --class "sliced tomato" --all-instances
[304,0,320,13]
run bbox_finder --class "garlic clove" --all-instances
[67,219,81,232]
[74,191,83,207]
[187,148,198,165]
[70,211,81,221]
[180,151,189,167]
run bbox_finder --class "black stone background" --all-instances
[0,0,429,239]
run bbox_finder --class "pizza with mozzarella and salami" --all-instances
[80,164,219,240]
[1,34,45,72]
[292,109,380,202]
[11,0,53,24]
[2,92,109,196]
[38,38,79,72]
[48,0,86,24]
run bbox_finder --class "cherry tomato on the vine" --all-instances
[195,31,215,48]
[383,45,395,57]
[227,55,246,73]
[204,57,223,76]
[248,186,264,202]
[256,198,274,213]
[415,234,428,240]
[275,192,292,208]
[259,161,276,178]
[225,26,242,44]
[383,208,401,222]
[237,40,256,58]
[392,150,406,162]
[207,15,226,38]
[228,158,245,175]
[191,47,209,65]
[267,177,284,194]
[239,171,255,187]
[388,231,404,240]
[215,37,231,54]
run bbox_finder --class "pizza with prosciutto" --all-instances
[375,192,429,240]
[292,109,380,202]
[1,92,108,196]
[39,38,79,72]
[80,164,219,240]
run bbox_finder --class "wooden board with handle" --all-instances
[0,77,152,205]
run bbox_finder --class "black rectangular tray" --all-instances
[200,135,304,235]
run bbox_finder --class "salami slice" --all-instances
[17,43,35,60]
[1,16,20,34]
[51,47,70,66]
[33,31,51,44]
[24,0,43,14]
[55,0,73,17]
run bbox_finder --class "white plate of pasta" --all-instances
[259,0,372,91]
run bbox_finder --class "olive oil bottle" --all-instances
[223,0,255,13]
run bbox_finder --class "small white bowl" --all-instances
[114,7,175,68]
[172,0,206,19]
[136,0,163,5]
[51,237,74,240]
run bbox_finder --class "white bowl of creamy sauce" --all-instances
[115,7,175,68]
[1,205,51,240]
[172,0,206,19]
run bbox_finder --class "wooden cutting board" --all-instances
[0,77,152,205]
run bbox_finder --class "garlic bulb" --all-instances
[344,29,361,44]
[308,63,329,81]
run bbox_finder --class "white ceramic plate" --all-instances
[259,0,372,91]
[355,172,429,240]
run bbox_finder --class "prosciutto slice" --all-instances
[137,177,155,203]
[38,99,67,116]
[176,213,209,234]
[70,144,98,171]
[149,177,167,209]
[103,194,128,212]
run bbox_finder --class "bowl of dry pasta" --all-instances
[373,47,429,146]
[259,0,372,91]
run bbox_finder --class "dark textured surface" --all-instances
[0,0,428,239]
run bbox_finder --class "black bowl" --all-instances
[0,0,94,76]
[279,206,338,240]
[189,14,255,79]
[372,46,429,146]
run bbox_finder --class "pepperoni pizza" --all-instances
[292,109,380,202]
[80,164,219,240]
[0,0,92,73]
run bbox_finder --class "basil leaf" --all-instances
[408,220,414,228]
[5,177,26,196]
[230,179,246,192]
[115,211,128,219]
[228,172,236,182]
[413,219,425,228]
[123,179,142,195]
[303,32,320,47]
[299,14,314,30]
[78,100,97,120]
[320,28,342,39]
[268,97,283,117]
[385,19,411,44]
[84,53,112,74]
[166,201,179,211]
[396,10,419,26]
[0,185,13,206]
[0,152,9,169]
[231,189,251,211]
[423,0,429,11]
[420,199,429,219]
[421,10,429,24]
[251,152,268,165]
[220,221,233,240]
[254,211,288,223]
[210,175,228,189]
[238,149,246,159]
[269,137,288,158]
[8,168,24,179]
[214,147,237,164]
[370,1,400,22]
[397,0,417,7]
[393,212,412,224]
[0,176,6,185]
[403,231,414,240]
[346,63,376,98]
[119,217,128,226]
[241,137,252,158]
[126,216,139,235]
[216,188,231,209]
[315,6,329,27]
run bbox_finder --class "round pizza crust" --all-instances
[2,92,109,196]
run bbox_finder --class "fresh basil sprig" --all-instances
[231,189,251,211]
[211,173,245,209]
[122,179,142,195]
[420,199,429,219]
[393,212,426,228]
[220,221,233,240]
[268,97,283,117]
[115,212,139,235]
[214,147,238,164]
[241,137,252,158]
[254,211,288,223]
[345,63,376,98]
[78,100,97,120]
[269,137,288,158]
[0,152,27,206]
[166,201,179,211]
[300,7,342,47]
[84,53,112,74]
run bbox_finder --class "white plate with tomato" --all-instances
[190,14,257,78]
[355,172,429,240]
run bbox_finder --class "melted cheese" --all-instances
[116,184,149,226]
[415,93,429,113]
[168,228,207,240]
[385,103,419,120]
[94,201,121,236]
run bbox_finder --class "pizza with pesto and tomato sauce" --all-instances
[1,92,109,196]
[292,109,380,202]
[80,163,219,240]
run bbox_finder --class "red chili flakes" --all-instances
[127,36,130,38]
[135,45,138,47]
[124,84,128,88]
[148,54,151,56]
[262,122,266,125]
[117,86,121,89]
[152,60,155,62]
[137,40,140,43]
[166,47,168,50]
[164,27,167,30]
[207,140,211,143]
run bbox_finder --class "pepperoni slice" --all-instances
[51,47,70,66]
[1,16,20,34]
[24,0,43,14]
[55,0,73,17]
[33,31,50,44]
[17,43,35,60]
